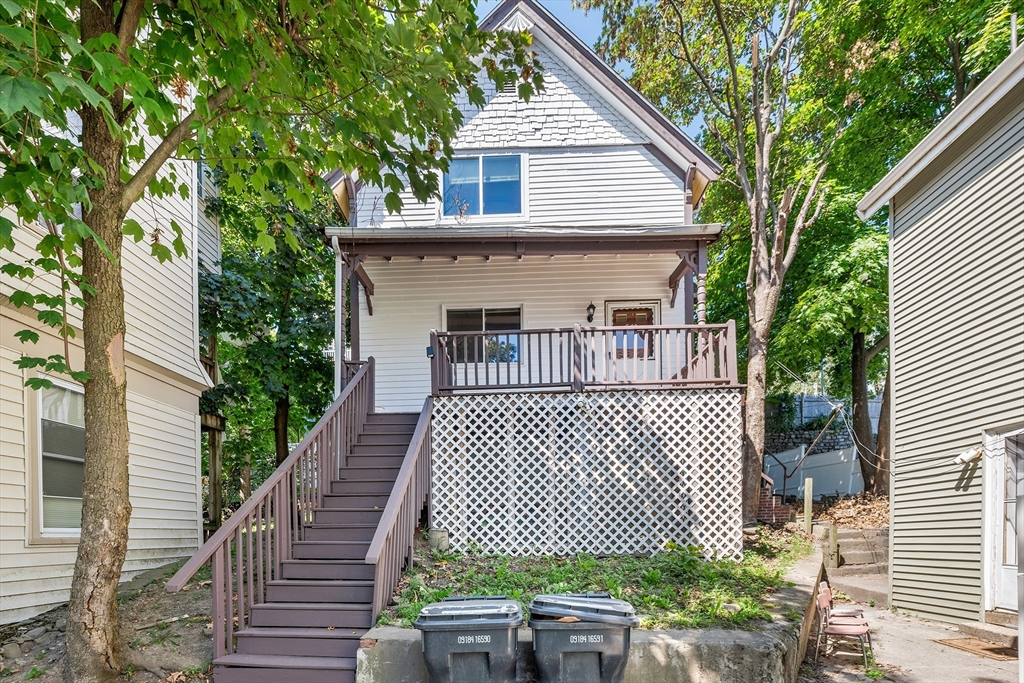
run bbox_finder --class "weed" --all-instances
[0,667,13,678]
[121,664,135,677]
[868,599,875,607]
[182,663,211,677]
[379,526,811,630]
[24,668,44,681]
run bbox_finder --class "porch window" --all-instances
[446,307,522,362]
[39,383,85,531]
[611,306,656,359]
[443,155,522,217]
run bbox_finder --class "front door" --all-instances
[992,431,1023,611]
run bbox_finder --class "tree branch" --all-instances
[120,83,239,211]
[866,332,889,362]
[115,0,145,64]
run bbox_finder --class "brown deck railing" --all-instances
[165,359,375,660]
[431,321,739,393]
[365,396,432,620]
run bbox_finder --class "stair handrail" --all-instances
[164,359,374,660]
[365,396,433,620]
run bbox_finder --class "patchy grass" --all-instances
[379,526,811,630]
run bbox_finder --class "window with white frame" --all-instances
[446,307,522,362]
[39,383,85,532]
[443,155,522,217]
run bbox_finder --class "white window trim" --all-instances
[440,304,526,332]
[982,424,1024,612]
[437,152,529,224]
[36,375,85,539]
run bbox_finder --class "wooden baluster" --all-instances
[212,546,226,658]
[223,539,234,653]
[517,333,522,385]
[235,525,245,631]
[256,503,265,604]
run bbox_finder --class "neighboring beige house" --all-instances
[858,46,1023,626]
[0,153,219,624]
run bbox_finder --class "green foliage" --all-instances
[1,0,543,384]
[199,171,338,494]
[380,528,812,630]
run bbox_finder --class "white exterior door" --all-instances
[990,431,1023,611]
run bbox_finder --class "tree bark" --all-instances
[851,330,876,489]
[274,393,290,466]
[66,7,131,675]
[743,335,770,522]
[873,363,891,495]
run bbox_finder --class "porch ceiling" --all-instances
[325,223,721,259]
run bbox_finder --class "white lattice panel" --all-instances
[431,388,744,560]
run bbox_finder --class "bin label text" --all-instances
[457,634,491,644]
[569,634,604,644]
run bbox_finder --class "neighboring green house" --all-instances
[858,46,1023,626]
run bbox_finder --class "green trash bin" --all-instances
[528,593,640,683]
[414,595,523,683]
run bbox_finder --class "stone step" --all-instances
[828,575,888,608]
[958,621,1018,649]
[837,528,888,540]
[839,549,888,565]
[234,627,363,658]
[829,562,888,577]
[838,537,888,553]
[985,610,1017,628]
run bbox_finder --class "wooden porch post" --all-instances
[697,241,708,324]
[349,257,361,362]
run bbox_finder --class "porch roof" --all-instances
[324,223,721,258]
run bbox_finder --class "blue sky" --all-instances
[476,0,605,50]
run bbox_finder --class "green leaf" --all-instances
[9,290,35,308]
[25,377,54,391]
[283,227,299,252]
[122,218,145,243]
[0,74,49,117]
[384,192,403,215]
[0,0,22,18]
[255,231,277,253]
[14,329,39,344]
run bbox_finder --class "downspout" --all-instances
[331,236,343,398]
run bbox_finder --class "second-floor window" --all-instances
[39,383,85,532]
[443,155,522,217]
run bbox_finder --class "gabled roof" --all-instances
[857,46,1024,219]
[481,0,722,200]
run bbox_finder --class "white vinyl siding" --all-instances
[358,255,692,412]
[0,345,202,624]
[356,146,688,229]
[888,92,1024,623]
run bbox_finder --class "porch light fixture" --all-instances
[586,302,596,323]
[426,346,435,359]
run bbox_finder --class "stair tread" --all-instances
[252,601,371,610]
[294,540,371,545]
[313,507,385,512]
[235,626,366,638]
[305,523,379,528]
[267,580,374,587]
[215,653,356,670]
[282,559,371,565]
[330,479,397,483]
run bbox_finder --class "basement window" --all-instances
[39,383,85,532]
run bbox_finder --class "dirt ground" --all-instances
[0,562,214,682]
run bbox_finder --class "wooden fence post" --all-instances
[572,324,583,392]
[804,477,814,535]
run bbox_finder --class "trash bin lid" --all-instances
[529,593,640,627]
[414,596,523,630]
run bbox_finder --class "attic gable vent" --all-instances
[502,10,534,33]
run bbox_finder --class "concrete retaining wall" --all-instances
[357,552,823,683]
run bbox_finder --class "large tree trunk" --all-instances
[66,42,131,680]
[742,332,769,523]
[873,363,891,495]
[851,330,876,490]
[275,393,290,465]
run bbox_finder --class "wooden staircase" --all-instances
[166,361,435,683]
[213,413,418,682]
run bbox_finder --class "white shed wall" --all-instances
[358,254,691,412]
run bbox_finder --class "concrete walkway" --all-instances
[801,605,1018,683]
